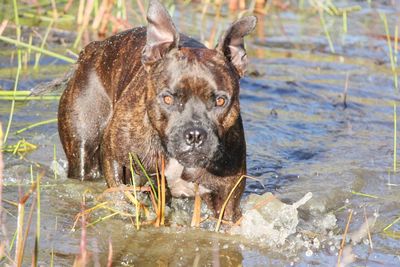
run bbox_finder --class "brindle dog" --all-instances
[58,0,256,221]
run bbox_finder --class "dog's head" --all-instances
[143,0,256,170]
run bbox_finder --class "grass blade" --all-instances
[215,175,247,232]
[337,209,353,266]
[3,50,21,145]
[132,153,157,201]
[161,156,166,225]
[15,119,58,135]
[129,153,140,230]
[0,36,75,63]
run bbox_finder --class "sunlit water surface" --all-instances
[1,1,400,266]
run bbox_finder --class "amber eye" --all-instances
[216,96,226,107]
[163,95,174,105]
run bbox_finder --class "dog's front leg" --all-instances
[100,131,125,187]
[202,175,246,223]
[101,155,125,187]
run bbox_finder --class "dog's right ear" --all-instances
[142,0,179,67]
[216,16,257,77]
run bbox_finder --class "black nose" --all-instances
[184,128,207,146]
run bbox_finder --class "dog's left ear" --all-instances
[216,16,257,77]
[142,0,179,66]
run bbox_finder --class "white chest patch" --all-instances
[164,158,211,197]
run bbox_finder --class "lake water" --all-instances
[1,1,399,266]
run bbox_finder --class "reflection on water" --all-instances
[1,1,400,266]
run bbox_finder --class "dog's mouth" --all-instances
[174,150,210,168]
[165,124,220,168]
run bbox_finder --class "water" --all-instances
[1,1,400,266]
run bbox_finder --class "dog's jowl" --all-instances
[58,0,256,221]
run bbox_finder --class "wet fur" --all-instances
[58,1,256,221]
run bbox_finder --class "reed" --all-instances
[86,212,120,228]
[15,118,58,135]
[12,0,21,42]
[160,156,166,225]
[33,172,42,267]
[380,12,398,90]
[129,152,141,230]
[0,36,75,63]
[19,11,75,23]
[363,207,373,251]
[34,20,55,69]
[350,190,379,199]
[154,158,161,227]
[337,209,353,267]
[14,181,38,266]
[3,49,21,145]
[20,193,36,266]
[190,183,201,228]
[73,0,95,48]
[383,215,400,237]
[215,175,262,231]
[53,144,58,180]
[1,139,37,157]
[73,199,88,266]
[0,20,8,35]
[319,10,335,53]
[107,238,113,267]
[394,102,397,173]
[0,124,4,262]
[72,201,109,231]
[0,90,35,96]
[215,175,246,232]
[132,153,158,201]
[0,95,60,101]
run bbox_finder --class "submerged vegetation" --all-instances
[0,0,399,266]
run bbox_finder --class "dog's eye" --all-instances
[163,95,174,105]
[215,96,226,107]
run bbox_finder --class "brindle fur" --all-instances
[58,0,256,221]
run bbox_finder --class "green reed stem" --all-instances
[9,227,18,254]
[15,118,58,135]
[0,36,75,63]
[380,12,398,90]
[12,0,20,41]
[36,173,41,242]
[319,10,335,53]
[394,102,397,173]
[53,144,58,180]
[30,165,33,184]
[0,90,30,96]
[383,215,400,232]
[132,153,158,201]
[3,50,21,145]
[350,190,379,199]
[50,246,54,267]
[86,212,119,228]
[342,11,347,33]
[0,95,60,101]
[34,20,55,69]
[215,175,247,232]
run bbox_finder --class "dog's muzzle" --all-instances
[167,124,218,168]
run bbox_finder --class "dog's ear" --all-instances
[216,16,257,77]
[142,0,179,66]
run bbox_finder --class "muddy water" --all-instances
[1,1,400,266]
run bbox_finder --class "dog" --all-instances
[58,0,256,222]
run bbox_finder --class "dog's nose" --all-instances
[184,128,207,146]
